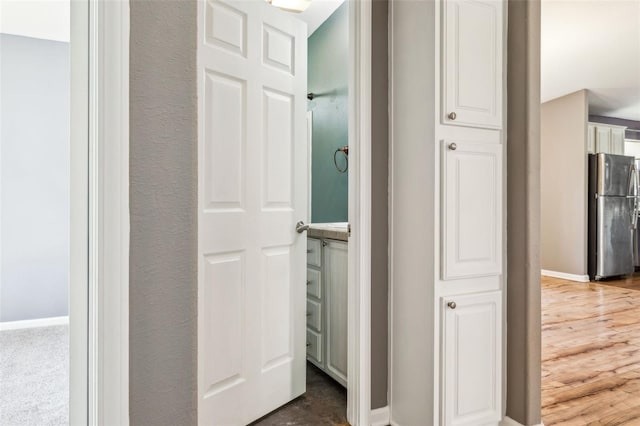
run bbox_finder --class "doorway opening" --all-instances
[0,2,72,424]
[539,1,640,423]
[255,4,351,424]
[196,0,372,423]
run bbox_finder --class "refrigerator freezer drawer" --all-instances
[597,196,635,278]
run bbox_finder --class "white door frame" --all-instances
[296,0,373,423]
[69,0,371,424]
[70,0,130,424]
[347,0,372,425]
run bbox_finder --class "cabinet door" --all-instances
[442,141,502,279]
[324,240,348,387]
[611,128,626,155]
[442,291,502,426]
[596,126,612,154]
[587,124,596,154]
[442,0,503,129]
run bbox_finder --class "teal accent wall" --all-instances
[308,2,349,223]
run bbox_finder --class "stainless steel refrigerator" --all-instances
[588,153,638,281]
[635,159,640,269]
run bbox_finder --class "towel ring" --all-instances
[334,146,349,173]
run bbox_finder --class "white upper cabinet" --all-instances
[442,0,503,129]
[442,140,502,280]
[596,126,612,154]
[587,124,596,154]
[591,123,628,155]
[441,291,502,426]
[611,127,626,155]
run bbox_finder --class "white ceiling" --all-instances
[0,0,69,42]
[296,0,345,36]
[0,0,341,45]
[541,0,640,120]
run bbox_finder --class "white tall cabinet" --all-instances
[390,0,506,424]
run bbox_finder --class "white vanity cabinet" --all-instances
[306,237,348,387]
[324,240,348,386]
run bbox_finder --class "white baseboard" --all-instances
[541,269,589,283]
[0,315,69,331]
[370,406,390,426]
[501,416,544,426]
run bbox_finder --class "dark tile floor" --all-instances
[251,363,348,426]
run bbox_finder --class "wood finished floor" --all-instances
[542,274,640,425]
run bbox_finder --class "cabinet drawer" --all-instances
[306,329,322,364]
[306,267,322,299]
[307,238,322,267]
[306,299,322,332]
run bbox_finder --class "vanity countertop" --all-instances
[308,222,349,242]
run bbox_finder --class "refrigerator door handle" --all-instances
[632,165,639,230]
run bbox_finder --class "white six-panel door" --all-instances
[197,0,307,424]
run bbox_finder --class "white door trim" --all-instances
[69,0,89,422]
[70,0,130,424]
[347,0,372,425]
[307,110,313,222]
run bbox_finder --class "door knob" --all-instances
[447,301,457,309]
[448,143,457,151]
[296,221,310,233]
[448,112,457,120]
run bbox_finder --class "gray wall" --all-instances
[506,0,541,423]
[389,0,437,422]
[370,0,389,410]
[129,0,198,424]
[0,34,70,322]
[308,3,349,223]
[541,90,588,276]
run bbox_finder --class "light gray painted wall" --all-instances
[506,0,541,422]
[541,90,588,276]
[389,0,437,423]
[129,0,198,424]
[0,34,70,322]
[370,0,389,411]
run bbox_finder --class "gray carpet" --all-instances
[0,325,69,426]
